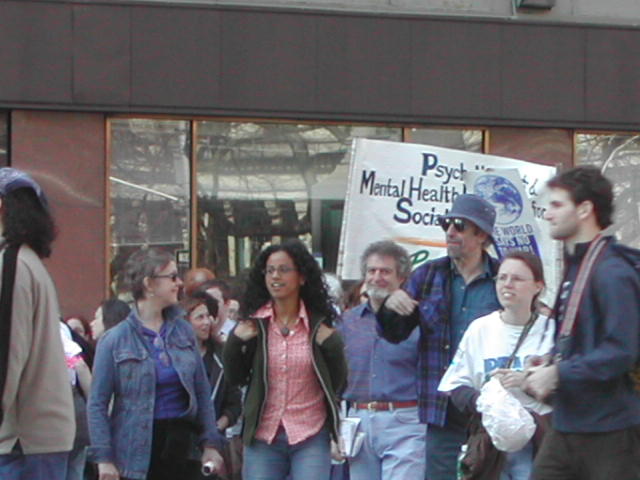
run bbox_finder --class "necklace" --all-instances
[276,316,297,337]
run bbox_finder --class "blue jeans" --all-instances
[243,427,331,480]
[0,443,69,480]
[500,441,533,480]
[348,406,426,480]
[425,405,468,480]
[66,446,87,480]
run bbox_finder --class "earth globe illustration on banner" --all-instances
[473,174,523,225]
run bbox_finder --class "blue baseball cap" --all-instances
[0,168,49,209]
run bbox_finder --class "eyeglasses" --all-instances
[496,274,534,284]
[263,266,297,276]
[439,217,468,233]
[151,273,180,282]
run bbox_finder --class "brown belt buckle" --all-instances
[367,401,378,411]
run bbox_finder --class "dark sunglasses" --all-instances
[439,217,468,233]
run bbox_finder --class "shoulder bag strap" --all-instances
[0,244,21,426]
[505,311,537,369]
[558,234,609,338]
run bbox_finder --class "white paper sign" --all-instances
[338,139,560,300]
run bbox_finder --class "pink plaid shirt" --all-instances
[254,302,327,445]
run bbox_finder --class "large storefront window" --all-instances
[195,122,401,277]
[108,117,484,289]
[575,132,640,248]
[109,118,191,294]
[0,112,8,167]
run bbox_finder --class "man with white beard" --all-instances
[337,241,426,480]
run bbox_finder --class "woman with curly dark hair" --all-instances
[223,239,347,480]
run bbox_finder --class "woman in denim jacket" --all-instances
[223,240,347,480]
[88,249,224,480]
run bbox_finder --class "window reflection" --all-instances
[109,118,191,295]
[576,132,640,248]
[195,122,402,277]
[108,117,485,288]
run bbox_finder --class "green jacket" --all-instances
[223,311,347,445]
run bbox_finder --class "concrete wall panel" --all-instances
[502,24,584,121]
[411,20,501,119]
[0,3,72,104]
[74,5,131,105]
[316,15,412,115]
[131,6,222,107]
[219,11,317,111]
[585,28,640,125]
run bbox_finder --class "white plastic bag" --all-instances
[475,377,536,452]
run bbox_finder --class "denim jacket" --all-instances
[87,306,223,480]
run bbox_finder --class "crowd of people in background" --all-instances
[0,164,637,480]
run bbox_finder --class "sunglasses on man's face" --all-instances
[439,217,468,233]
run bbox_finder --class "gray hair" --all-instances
[360,240,411,279]
[123,248,175,301]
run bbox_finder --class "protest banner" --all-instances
[466,168,542,257]
[338,139,560,300]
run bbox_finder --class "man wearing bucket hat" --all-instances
[377,194,501,480]
[0,168,75,479]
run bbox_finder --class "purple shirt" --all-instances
[141,324,189,419]
[339,302,420,402]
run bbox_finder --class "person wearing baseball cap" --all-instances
[0,168,75,479]
[376,194,501,480]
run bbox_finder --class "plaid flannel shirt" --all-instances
[378,254,500,426]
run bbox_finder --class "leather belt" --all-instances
[353,400,418,411]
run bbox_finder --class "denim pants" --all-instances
[499,441,533,480]
[425,404,468,480]
[0,442,69,480]
[348,406,426,480]
[243,427,331,480]
[66,446,87,480]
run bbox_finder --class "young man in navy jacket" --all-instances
[525,166,640,480]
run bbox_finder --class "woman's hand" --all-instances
[98,462,120,480]
[330,439,345,462]
[315,323,335,346]
[201,447,226,477]
[216,414,230,431]
[234,319,258,341]
[492,368,526,390]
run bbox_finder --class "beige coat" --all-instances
[0,245,75,454]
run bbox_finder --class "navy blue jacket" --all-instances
[554,238,640,433]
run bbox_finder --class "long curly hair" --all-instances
[241,239,336,325]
